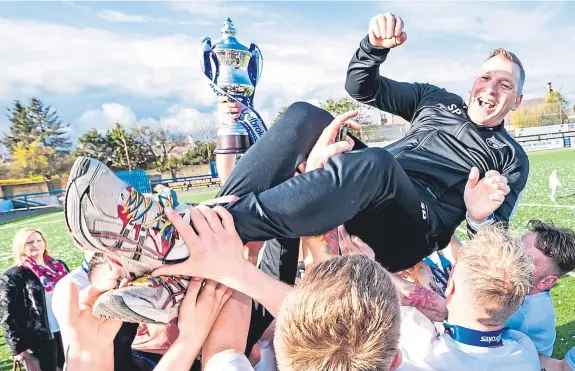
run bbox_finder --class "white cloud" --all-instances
[171,1,250,17]
[0,18,213,103]
[386,2,559,43]
[74,103,220,140]
[98,10,152,23]
[76,103,137,131]
[97,9,214,27]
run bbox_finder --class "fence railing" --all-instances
[0,189,65,212]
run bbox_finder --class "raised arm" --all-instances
[345,13,438,121]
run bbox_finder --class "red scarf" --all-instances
[21,254,67,292]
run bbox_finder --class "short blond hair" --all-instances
[274,254,400,371]
[11,228,49,266]
[457,225,533,326]
[486,48,525,94]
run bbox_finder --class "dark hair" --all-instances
[528,220,575,275]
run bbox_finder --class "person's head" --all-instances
[523,220,575,294]
[12,228,49,266]
[87,252,114,283]
[445,225,533,328]
[274,254,402,371]
[467,48,525,127]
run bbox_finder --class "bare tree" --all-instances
[132,124,189,171]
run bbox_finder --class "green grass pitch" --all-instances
[0,150,574,365]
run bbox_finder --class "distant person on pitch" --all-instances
[549,169,561,202]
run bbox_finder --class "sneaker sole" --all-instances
[65,156,153,278]
[93,291,165,325]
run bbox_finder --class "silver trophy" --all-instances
[200,18,264,154]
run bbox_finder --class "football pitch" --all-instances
[1,150,574,365]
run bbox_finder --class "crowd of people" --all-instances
[1,12,575,371]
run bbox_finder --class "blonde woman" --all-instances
[0,228,69,371]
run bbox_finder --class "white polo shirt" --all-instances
[397,306,541,371]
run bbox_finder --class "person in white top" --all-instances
[549,169,561,202]
[398,225,541,371]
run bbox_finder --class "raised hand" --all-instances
[368,13,408,48]
[464,167,510,222]
[305,110,360,172]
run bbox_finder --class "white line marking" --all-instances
[519,203,575,209]
[567,272,575,279]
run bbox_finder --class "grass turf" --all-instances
[1,150,574,364]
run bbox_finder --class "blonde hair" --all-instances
[274,254,401,371]
[11,228,49,266]
[486,48,525,94]
[457,224,533,326]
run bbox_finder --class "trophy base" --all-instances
[213,134,251,155]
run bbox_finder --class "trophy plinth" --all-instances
[201,18,264,155]
[213,126,251,154]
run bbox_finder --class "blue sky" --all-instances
[1,1,574,145]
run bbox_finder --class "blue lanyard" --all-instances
[81,259,89,273]
[423,253,452,292]
[443,323,504,348]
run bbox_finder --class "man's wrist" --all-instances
[361,35,391,56]
[220,258,253,293]
[466,212,494,229]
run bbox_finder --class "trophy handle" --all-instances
[200,37,214,80]
[248,43,263,87]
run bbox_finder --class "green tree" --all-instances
[319,97,374,126]
[181,141,217,166]
[2,101,35,152]
[28,98,72,152]
[75,129,113,163]
[319,97,376,139]
[2,98,71,154]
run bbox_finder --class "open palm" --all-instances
[464,167,510,221]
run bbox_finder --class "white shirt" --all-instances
[549,174,561,188]
[52,266,91,351]
[45,290,60,333]
[397,307,541,371]
[204,349,254,371]
[505,290,556,357]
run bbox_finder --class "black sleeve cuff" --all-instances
[359,35,391,58]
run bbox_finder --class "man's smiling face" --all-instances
[467,54,523,127]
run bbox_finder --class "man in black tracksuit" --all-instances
[206,12,529,351]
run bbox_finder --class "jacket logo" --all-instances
[447,104,462,115]
[486,136,507,149]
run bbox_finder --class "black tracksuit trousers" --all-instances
[216,101,438,353]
